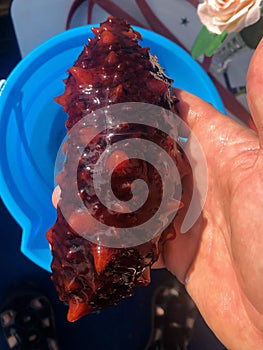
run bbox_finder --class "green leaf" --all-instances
[191,26,227,58]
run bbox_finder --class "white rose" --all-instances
[197,0,262,34]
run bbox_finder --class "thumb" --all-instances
[247,38,263,146]
[174,89,259,175]
[175,89,250,151]
[175,88,223,132]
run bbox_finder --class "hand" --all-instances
[158,39,263,349]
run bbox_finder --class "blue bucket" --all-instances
[0,25,225,272]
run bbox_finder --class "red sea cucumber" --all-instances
[46,16,188,322]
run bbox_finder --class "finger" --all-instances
[247,38,263,146]
[174,89,258,156]
[175,88,240,132]
[52,185,61,208]
[152,255,165,269]
[158,172,203,283]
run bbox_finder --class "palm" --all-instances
[160,41,263,349]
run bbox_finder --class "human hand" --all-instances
[157,39,263,349]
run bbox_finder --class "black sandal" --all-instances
[146,272,198,350]
[0,283,59,350]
